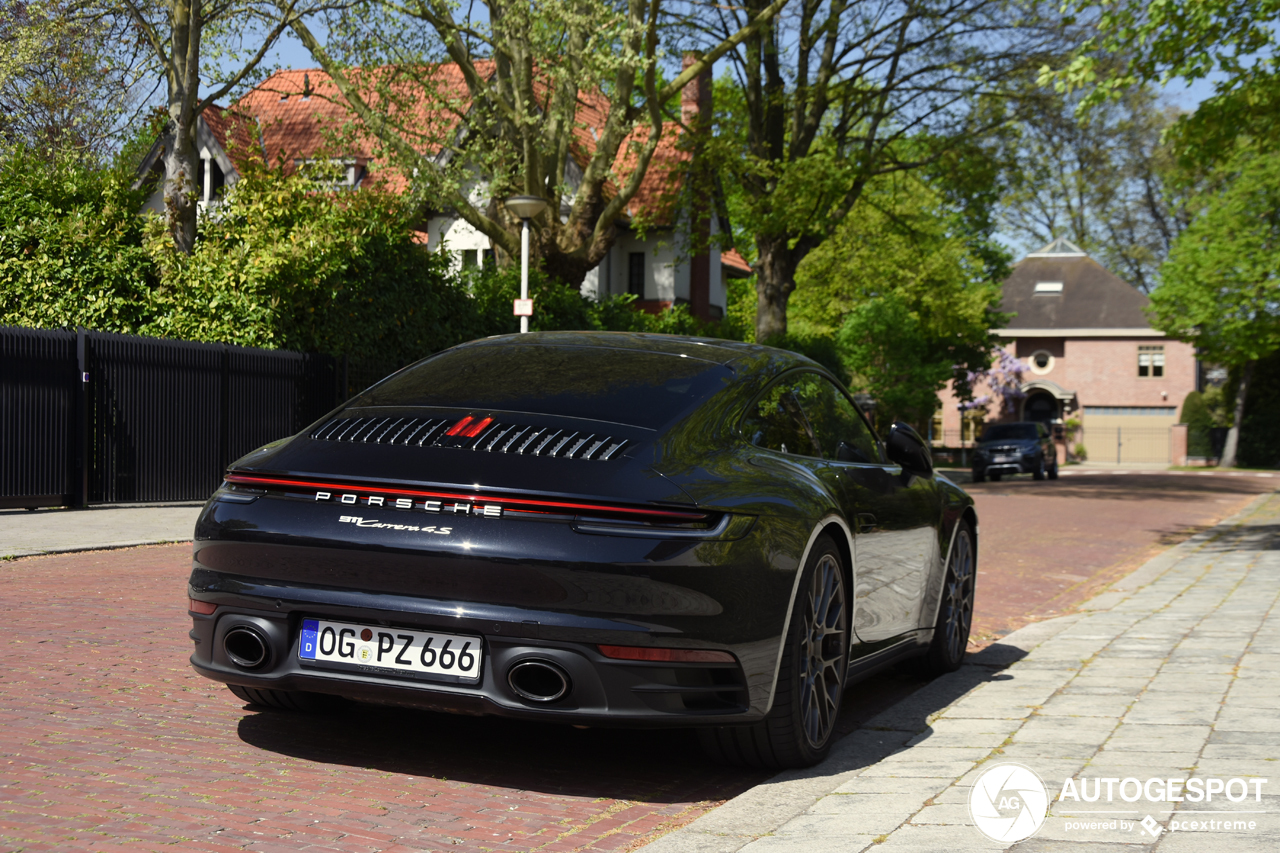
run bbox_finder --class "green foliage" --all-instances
[1152,148,1280,369]
[1180,390,1214,457]
[143,163,480,364]
[787,176,1005,424]
[0,152,767,371]
[719,276,757,344]
[462,262,740,339]
[1045,0,1280,167]
[0,146,156,331]
[1238,350,1280,468]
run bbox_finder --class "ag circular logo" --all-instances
[968,762,1049,842]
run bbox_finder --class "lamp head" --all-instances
[505,195,548,220]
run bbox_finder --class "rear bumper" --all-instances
[189,592,759,727]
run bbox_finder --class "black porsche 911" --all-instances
[188,332,977,769]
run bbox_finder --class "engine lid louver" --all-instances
[309,416,628,461]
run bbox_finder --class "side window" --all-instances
[796,374,881,463]
[742,377,822,458]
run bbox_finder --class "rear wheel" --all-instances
[971,469,985,483]
[700,535,848,769]
[921,523,975,675]
[227,684,332,712]
[1033,458,1046,480]
[1048,461,1059,480]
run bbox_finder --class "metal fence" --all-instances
[1,326,345,508]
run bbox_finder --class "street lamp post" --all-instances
[505,195,548,333]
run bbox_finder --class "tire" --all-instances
[971,469,985,483]
[921,522,976,675]
[1048,461,1059,480]
[699,534,849,769]
[989,472,1002,482]
[227,684,332,712]
[1033,458,1046,481]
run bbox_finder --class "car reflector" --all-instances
[598,644,735,663]
[188,598,217,615]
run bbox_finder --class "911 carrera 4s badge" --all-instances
[338,515,452,535]
[316,490,502,518]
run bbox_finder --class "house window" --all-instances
[628,252,645,297]
[459,249,480,269]
[1029,350,1054,375]
[1034,282,1063,293]
[1138,345,1164,378]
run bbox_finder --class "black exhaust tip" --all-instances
[508,659,571,703]
[224,626,270,670]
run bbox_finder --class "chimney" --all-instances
[682,52,713,130]
[682,52,714,322]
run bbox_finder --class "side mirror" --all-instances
[885,422,933,476]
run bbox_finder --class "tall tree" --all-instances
[106,0,326,253]
[1000,82,1188,292]
[282,0,786,287]
[0,0,150,159]
[1150,147,1280,467]
[1044,0,1280,167]
[692,0,1064,342]
[789,173,1006,424]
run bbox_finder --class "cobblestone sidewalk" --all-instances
[643,490,1280,853]
[0,503,202,559]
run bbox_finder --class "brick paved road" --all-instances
[967,470,1277,644]
[0,471,1272,852]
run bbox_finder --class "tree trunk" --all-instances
[163,0,201,255]
[1220,360,1254,468]
[164,115,199,254]
[754,235,801,342]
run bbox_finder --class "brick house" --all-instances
[133,61,750,321]
[936,238,1198,464]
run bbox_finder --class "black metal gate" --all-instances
[1,326,342,508]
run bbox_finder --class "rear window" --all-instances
[981,423,1040,442]
[356,344,734,429]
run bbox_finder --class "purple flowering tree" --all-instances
[960,348,1027,415]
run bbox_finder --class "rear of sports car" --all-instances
[188,334,794,728]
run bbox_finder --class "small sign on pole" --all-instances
[513,298,534,317]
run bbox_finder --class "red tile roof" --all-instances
[209,65,696,223]
[722,248,752,275]
[200,105,262,171]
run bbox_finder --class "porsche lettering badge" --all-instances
[315,490,502,518]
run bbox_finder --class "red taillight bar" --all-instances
[223,472,708,522]
[188,598,217,615]
[598,645,736,664]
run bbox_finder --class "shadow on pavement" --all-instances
[236,701,758,801]
[967,474,1273,504]
[235,649,1022,797]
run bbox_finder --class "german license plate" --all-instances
[299,619,482,681]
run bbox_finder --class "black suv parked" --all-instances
[971,422,1058,482]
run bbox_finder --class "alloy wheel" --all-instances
[799,554,847,748]
[941,532,975,663]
